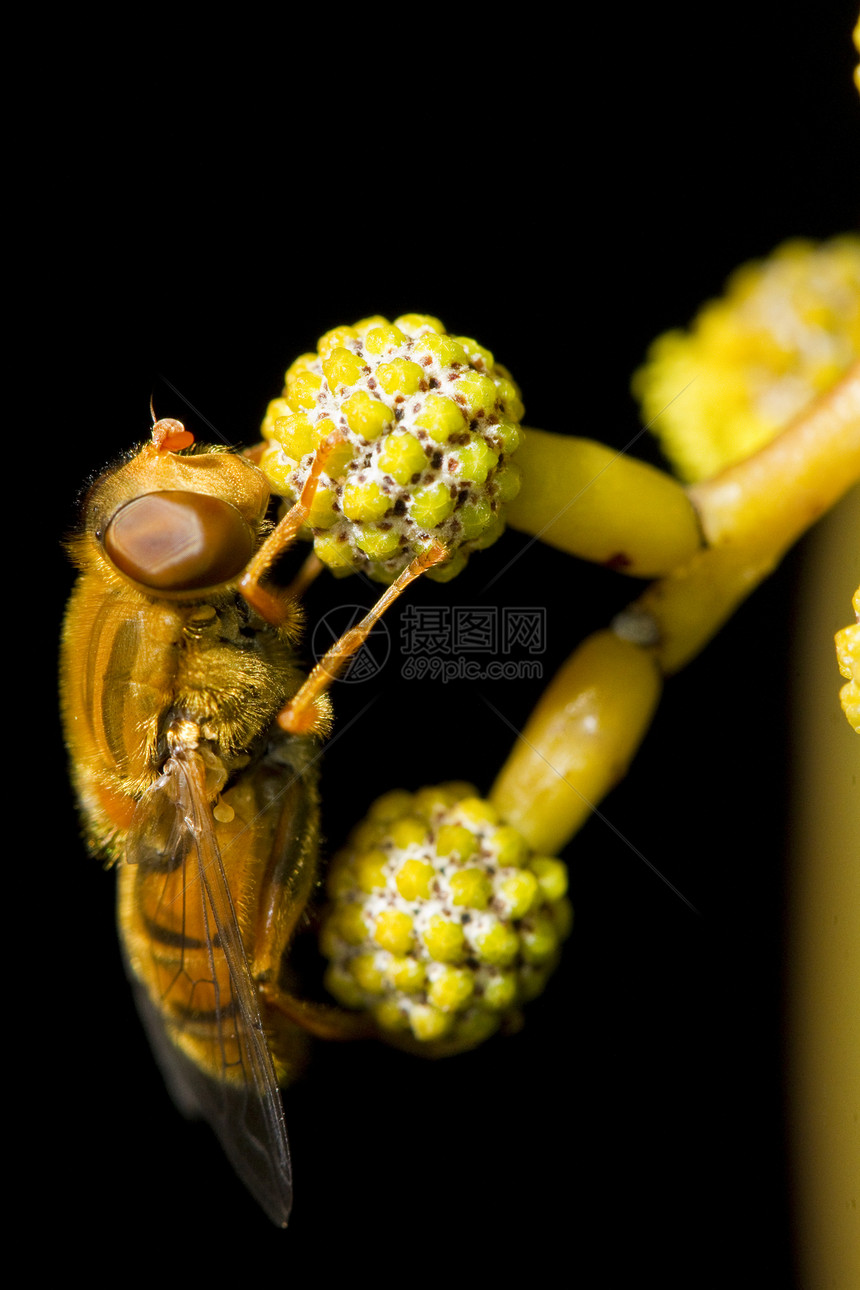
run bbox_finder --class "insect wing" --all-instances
[126,753,293,1227]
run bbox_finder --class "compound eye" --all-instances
[103,491,256,592]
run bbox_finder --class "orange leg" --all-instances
[285,550,325,602]
[248,761,377,1044]
[261,983,377,1042]
[238,433,342,629]
[239,430,451,736]
[277,539,449,735]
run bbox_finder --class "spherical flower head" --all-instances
[632,237,860,482]
[320,782,572,1055]
[835,585,860,734]
[259,315,525,583]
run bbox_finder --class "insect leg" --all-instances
[261,984,377,1042]
[241,429,451,735]
[276,538,449,735]
[284,550,325,603]
[247,737,377,1050]
[238,430,344,629]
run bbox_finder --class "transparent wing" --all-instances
[126,751,293,1227]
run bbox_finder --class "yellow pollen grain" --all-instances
[337,902,369,946]
[369,789,415,822]
[316,325,358,358]
[455,370,498,415]
[376,357,424,397]
[520,913,558,964]
[455,335,494,370]
[428,966,474,1012]
[355,525,401,559]
[261,397,293,440]
[388,817,429,849]
[350,953,385,994]
[314,532,358,571]
[395,858,436,900]
[323,346,366,389]
[306,484,339,529]
[341,478,390,522]
[374,998,409,1032]
[490,826,529,867]
[284,353,317,383]
[474,921,519,966]
[435,824,477,861]
[354,849,389,893]
[449,868,492,909]
[423,916,466,963]
[529,857,569,902]
[394,313,445,337]
[481,970,517,1012]
[493,462,522,504]
[387,955,426,994]
[459,497,493,541]
[409,1003,452,1041]
[364,324,408,355]
[349,817,389,847]
[457,437,499,485]
[352,315,389,337]
[495,420,523,455]
[500,869,539,919]
[343,390,394,440]
[373,909,414,955]
[410,480,457,529]
[378,430,428,486]
[286,369,323,411]
[324,963,365,1009]
[455,797,499,828]
[414,393,467,443]
[414,332,470,366]
[272,413,317,460]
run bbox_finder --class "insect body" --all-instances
[60,420,382,1226]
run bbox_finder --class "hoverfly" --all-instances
[60,416,446,1226]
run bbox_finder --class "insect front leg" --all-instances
[276,537,448,736]
[238,434,342,630]
[240,431,450,737]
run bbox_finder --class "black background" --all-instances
[40,6,858,1284]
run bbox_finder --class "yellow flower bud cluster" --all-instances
[836,585,860,733]
[320,782,572,1054]
[259,314,525,583]
[632,237,860,482]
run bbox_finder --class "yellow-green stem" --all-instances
[493,365,860,857]
[621,364,860,674]
[489,630,662,854]
[506,429,703,577]
[788,487,860,1290]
